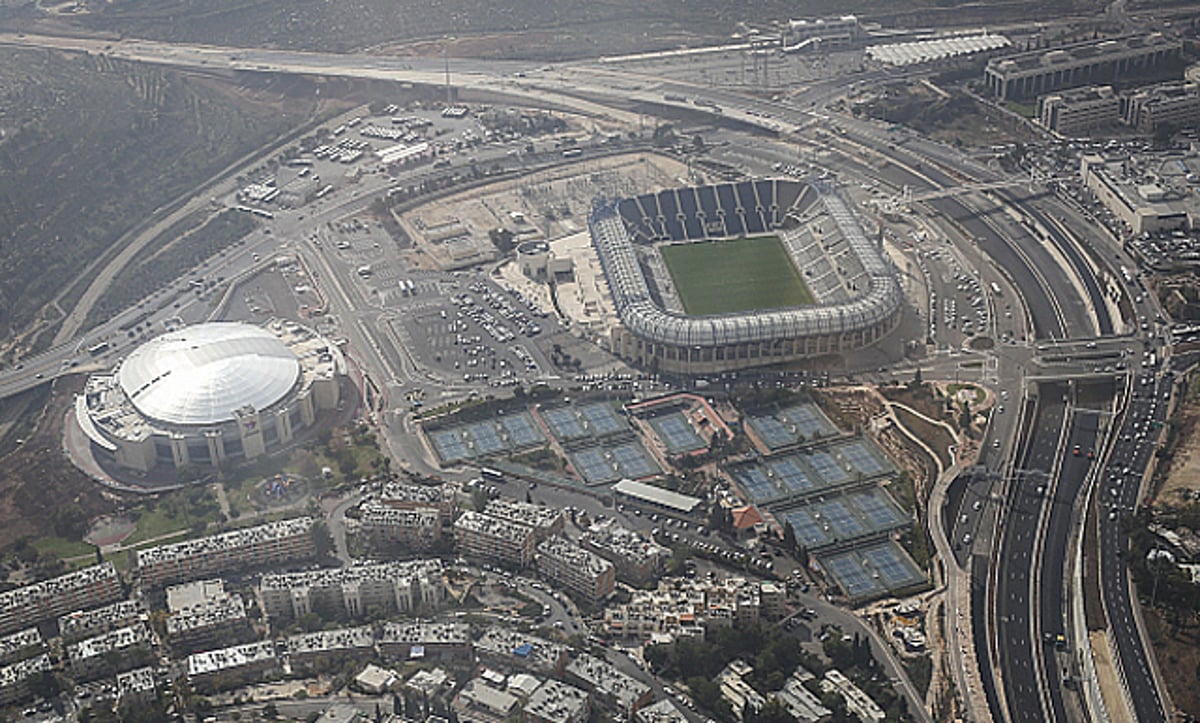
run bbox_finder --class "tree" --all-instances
[783,521,797,552]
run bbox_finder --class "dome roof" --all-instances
[118,323,301,427]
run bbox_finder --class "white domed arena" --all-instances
[76,321,345,473]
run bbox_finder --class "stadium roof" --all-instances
[612,479,701,513]
[118,322,301,426]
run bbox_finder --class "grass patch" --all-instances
[32,537,95,561]
[660,236,813,316]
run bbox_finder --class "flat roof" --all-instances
[612,479,701,513]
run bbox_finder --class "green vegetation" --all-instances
[660,236,814,316]
[903,656,933,699]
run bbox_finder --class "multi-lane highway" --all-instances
[1096,367,1172,723]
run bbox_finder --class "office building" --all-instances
[1038,85,1120,135]
[984,34,1180,101]
[1122,81,1200,133]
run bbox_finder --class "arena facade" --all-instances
[76,321,345,473]
[589,179,903,374]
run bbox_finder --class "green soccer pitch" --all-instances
[659,235,815,316]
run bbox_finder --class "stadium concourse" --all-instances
[589,178,903,375]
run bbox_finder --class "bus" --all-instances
[87,341,110,356]
[562,148,583,159]
[480,467,505,483]
[990,282,1001,296]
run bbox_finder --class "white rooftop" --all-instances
[118,322,300,426]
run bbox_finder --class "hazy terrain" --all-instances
[3,0,1095,57]
[0,50,318,357]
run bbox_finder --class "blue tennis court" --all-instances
[776,507,836,549]
[765,457,817,496]
[650,413,706,454]
[821,552,883,599]
[571,447,618,484]
[579,402,627,437]
[778,404,838,439]
[731,465,784,504]
[500,414,544,447]
[811,498,868,542]
[838,439,892,477]
[848,488,909,531]
[820,542,926,600]
[860,543,926,590]
[747,415,796,449]
[430,430,471,463]
[610,441,660,479]
[543,407,588,440]
[805,449,852,486]
[466,422,506,455]
[747,404,838,449]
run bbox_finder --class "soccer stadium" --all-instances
[76,321,346,474]
[589,178,903,374]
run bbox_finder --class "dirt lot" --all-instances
[0,376,116,552]
[1152,371,1200,505]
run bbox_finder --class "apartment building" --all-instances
[135,517,316,588]
[379,621,471,662]
[187,641,280,693]
[565,653,652,719]
[360,502,441,550]
[524,679,590,723]
[258,559,444,623]
[0,628,44,667]
[0,562,122,635]
[166,592,253,654]
[67,624,154,681]
[476,629,568,675]
[286,626,375,669]
[581,519,669,584]
[535,536,615,605]
[0,654,51,707]
[483,499,564,541]
[454,510,537,568]
[58,600,145,644]
[378,480,458,524]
